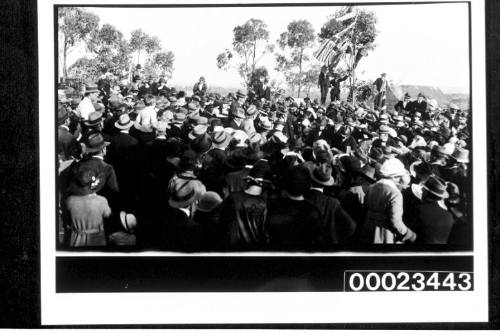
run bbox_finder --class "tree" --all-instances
[144,50,175,79]
[276,20,315,97]
[129,29,161,65]
[216,18,274,87]
[275,54,298,96]
[68,23,132,82]
[318,6,378,103]
[58,7,100,80]
[302,65,321,98]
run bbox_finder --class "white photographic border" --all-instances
[39,0,488,325]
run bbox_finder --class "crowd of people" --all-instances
[56,66,472,251]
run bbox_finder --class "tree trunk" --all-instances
[297,48,303,98]
[252,38,257,74]
[62,38,68,82]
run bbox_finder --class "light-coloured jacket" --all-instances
[363,178,408,244]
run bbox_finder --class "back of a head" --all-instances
[284,165,311,197]
[179,149,199,171]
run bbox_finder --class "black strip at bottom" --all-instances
[56,256,473,292]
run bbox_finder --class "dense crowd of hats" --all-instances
[56,71,472,250]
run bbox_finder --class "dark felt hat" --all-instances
[423,175,449,199]
[311,163,335,186]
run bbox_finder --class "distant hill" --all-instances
[446,93,470,110]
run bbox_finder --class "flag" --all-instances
[313,21,355,64]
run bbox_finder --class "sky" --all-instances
[63,3,470,93]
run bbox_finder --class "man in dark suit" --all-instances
[415,176,454,244]
[193,76,208,97]
[304,164,356,244]
[411,93,428,116]
[57,103,80,161]
[106,114,140,201]
[394,93,413,113]
[318,65,329,105]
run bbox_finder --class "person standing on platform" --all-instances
[193,76,208,97]
[318,65,330,106]
[373,73,388,112]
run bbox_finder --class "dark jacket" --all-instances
[267,197,323,250]
[219,191,269,248]
[58,125,79,160]
[304,189,356,244]
[193,82,207,97]
[415,201,454,244]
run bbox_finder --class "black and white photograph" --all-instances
[34,0,491,327]
[55,3,472,252]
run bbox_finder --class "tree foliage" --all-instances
[144,51,175,79]
[217,18,274,87]
[68,23,132,81]
[276,19,315,97]
[319,6,378,103]
[129,29,161,64]
[58,7,100,80]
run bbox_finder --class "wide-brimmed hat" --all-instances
[168,177,206,209]
[84,111,104,126]
[190,133,212,154]
[272,131,288,145]
[378,125,391,134]
[241,143,264,163]
[67,165,100,196]
[235,89,247,98]
[120,211,137,233]
[188,124,208,140]
[259,117,273,130]
[114,113,133,130]
[196,191,222,212]
[232,129,249,148]
[246,104,258,117]
[82,132,110,153]
[171,112,187,124]
[451,148,469,163]
[354,164,376,183]
[423,175,449,199]
[409,160,433,179]
[379,114,389,124]
[85,84,99,93]
[212,130,231,148]
[310,163,335,186]
[378,157,407,178]
[431,145,449,158]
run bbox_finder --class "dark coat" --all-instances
[304,189,356,244]
[193,82,207,96]
[411,100,428,114]
[266,197,323,250]
[58,125,79,160]
[415,201,454,244]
